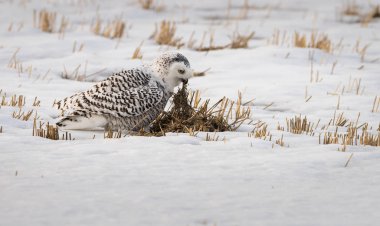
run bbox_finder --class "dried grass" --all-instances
[340,2,380,25]
[294,32,331,52]
[345,77,364,95]
[32,97,41,107]
[355,42,370,62]
[7,48,25,74]
[372,96,380,113]
[139,0,154,9]
[34,9,68,37]
[104,129,122,139]
[32,119,73,140]
[332,111,348,127]
[360,5,380,25]
[138,84,251,136]
[342,1,360,16]
[72,41,85,53]
[286,115,315,135]
[35,9,56,33]
[153,21,184,48]
[230,31,255,49]
[192,30,254,52]
[205,132,224,141]
[275,134,285,146]
[193,68,211,77]
[268,29,286,46]
[132,41,144,59]
[294,32,307,48]
[250,121,287,147]
[12,109,34,121]
[1,94,26,107]
[61,62,88,81]
[320,122,379,148]
[92,17,126,39]
[249,122,269,139]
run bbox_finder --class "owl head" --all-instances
[152,52,193,91]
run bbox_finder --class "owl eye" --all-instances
[178,69,185,74]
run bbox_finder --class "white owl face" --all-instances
[152,52,192,91]
[168,62,193,85]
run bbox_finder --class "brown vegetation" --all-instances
[152,21,184,48]
[92,17,126,39]
[138,84,251,136]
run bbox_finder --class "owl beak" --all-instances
[181,78,188,84]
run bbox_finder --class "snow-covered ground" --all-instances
[1,0,379,225]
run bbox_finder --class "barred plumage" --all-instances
[55,52,192,131]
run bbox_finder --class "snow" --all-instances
[0,0,380,226]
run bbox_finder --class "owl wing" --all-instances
[55,68,166,118]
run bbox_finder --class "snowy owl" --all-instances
[55,52,192,131]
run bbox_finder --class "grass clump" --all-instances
[33,9,68,37]
[33,119,73,140]
[92,17,126,39]
[342,1,360,16]
[12,109,34,121]
[320,122,380,149]
[286,115,316,135]
[340,2,380,26]
[132,41,144,59]
[35,9,56,33]
[191,30,254,52]
[230,31,255,49]
[104,129,122,139]
[1,94,26,107]
[139,0,154,9]
[361,5,380,25]
[294,32,331,52]
[138,0,165,11]
[152,20,184,48]
[141,84,251,136]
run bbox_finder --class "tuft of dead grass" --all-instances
[193,68,211,77]
[7,48,25,75]
[340,2,380,26]
[320,122,379,148]
[92,17,126,39]
[138,84,251,136]
[286,115,316,135]
[61,62,108,82]
[342,1,360,16]
[32,119,73,140]
[205,132,224,142]
[32,97,41,107]
[372,96,380,113]
[294,32,331,52]
[249,122,269,139]
[152,21,184,48]
[360,5,380,25]
[104,129,122,139]
[12,109,34,121]
[62,64,86,81]
[192,30,254,52]
[275,134,285,147]
[230,31,255,49]
[1,94,26,108]
[139,0,154,9]
[132,41,144,59]
[35,9,56,33]
[138,0,165,12]
[33,9,68,37]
